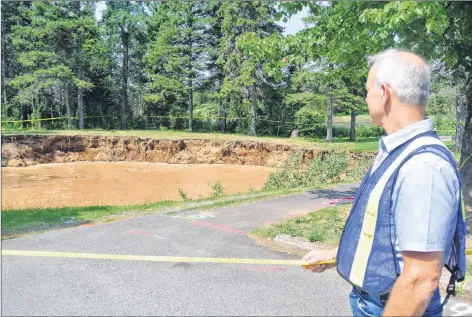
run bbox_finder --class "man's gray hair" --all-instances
[368,49,431,107]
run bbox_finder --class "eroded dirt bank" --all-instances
[1,135,375,168]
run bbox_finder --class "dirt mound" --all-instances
[1,134,375,168]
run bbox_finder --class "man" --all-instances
[303,49,466,317]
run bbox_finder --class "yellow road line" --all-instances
[1,249,333,268]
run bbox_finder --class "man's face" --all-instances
[365,67,385,126]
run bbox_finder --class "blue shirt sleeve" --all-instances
[392,152,459,252]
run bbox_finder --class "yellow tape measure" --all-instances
[7,249,468,270]
[1,249,328,268]
[302,249,472,269]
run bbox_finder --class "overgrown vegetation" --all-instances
[265,152,372,189]
[252,204,351,245]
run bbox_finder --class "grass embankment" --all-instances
[252,204,351,246]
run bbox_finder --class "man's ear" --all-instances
[379,83,391,106]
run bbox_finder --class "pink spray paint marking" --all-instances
[328,197,355,206]
[193,220,247,235]
[242,266,287,272]
[130,229,166,239]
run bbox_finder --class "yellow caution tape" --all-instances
[1,115,106,123]
[460,153,472,171]
[1,115,294,125]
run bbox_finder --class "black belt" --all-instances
[355,288,390,305]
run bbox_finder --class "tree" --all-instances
[101,1,147,130]
[286,63,363,140]
[1,1,32,124]
[356,1,472,206]
[217,0,282,136]
[145,1,212,132]
[9,1,96,129]
[280,1,472,205]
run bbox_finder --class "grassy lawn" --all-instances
[333,113,372,123]
[1,187,309,239]
[444,140,461,162]
[251,203,352,246]
[1,128,380,152]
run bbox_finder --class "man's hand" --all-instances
[302,247,338,273]
[383,251,443,316]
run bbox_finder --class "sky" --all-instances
[94,2,309,35]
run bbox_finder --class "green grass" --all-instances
[1,128,380,152]
[334,113,372,123]
[1,187,310,238]
[251,204,352,245]
[444,140,461,162]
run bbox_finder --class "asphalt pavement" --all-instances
[2,183,471,316]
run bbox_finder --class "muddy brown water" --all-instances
[1,162,276,210]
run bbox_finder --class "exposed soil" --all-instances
[2,162,275,210]
[1,134,376,168]
[1,134,376,210]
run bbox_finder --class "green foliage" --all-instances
[178,188,189,200]
[209,181,225,197]
[356,125,384,138]
[2,0,469,156]
[295,106,324,135]
[265,151,372,190]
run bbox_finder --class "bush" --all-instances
[178,188,188,200]
[298,123,383,139]
[264,151,371,190]
[295,106,325,137]
[356,125,384,138]
[208,181,225,197]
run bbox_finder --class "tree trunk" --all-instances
[64,87,71,129]
[456,91,467,151]
[460,89,472,210]
[188,81,193,132]
[219,99,226,133]
[21,104,27,128]
[121,29,129,130]
[326,101,333,142]
[76,24,85,130]
[78,87,84,129]
[1,57,7,107]
[350,110,356,141]
[187,9,194,132]
[249,84,257,136]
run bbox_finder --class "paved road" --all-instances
[2,184,471,316]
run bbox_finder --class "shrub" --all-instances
[178,188,188,200]
[356,125,384,138]
[264,151,371,190]
[208,181,225,197]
